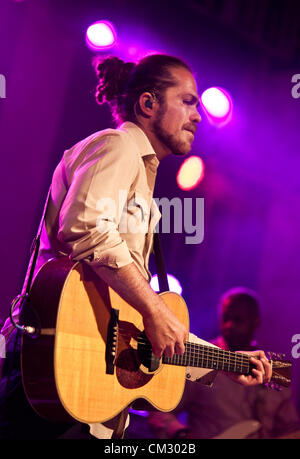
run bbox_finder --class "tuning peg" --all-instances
[265,381,282,391]
[267,351,286,361]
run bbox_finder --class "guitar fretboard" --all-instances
[162,342,252,375]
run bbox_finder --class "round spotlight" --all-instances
[201,87,233,125]
[86,20,117,51]
[177,156,205,191]
[150,274,182,295]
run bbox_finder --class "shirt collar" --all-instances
[118,121,159,165]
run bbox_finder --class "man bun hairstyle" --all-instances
[94,53,191,125]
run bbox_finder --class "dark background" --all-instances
[1,0,300,415]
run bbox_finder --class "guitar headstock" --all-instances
[265,352,291,390]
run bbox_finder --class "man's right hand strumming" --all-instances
[93,261,187,359]
[142,299,187,358]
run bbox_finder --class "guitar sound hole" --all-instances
[115,349,153,389]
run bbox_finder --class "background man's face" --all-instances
[152,67,201,156]
[220,301,260,351]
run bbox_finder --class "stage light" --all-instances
[200,87,232,125]
[86,21,117,51]
[150,274,182,295]
[177,156,205,191]
[128,46,139,57]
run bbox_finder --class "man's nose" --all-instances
[191,108,201,124]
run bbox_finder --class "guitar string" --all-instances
[112,339,250,373]
[116,328,251,364]
[115,327,279,367]
[109,330,284,380]
[163,353,250,371]
[115,329,251,367]
[162,359,249,372]
[116,327,250,359]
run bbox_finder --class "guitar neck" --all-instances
[162,342,253,375]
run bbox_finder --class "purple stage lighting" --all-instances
[201,87,233,125]
[177,156,205,191]
[86,21,117,51]
[150,274,183,295]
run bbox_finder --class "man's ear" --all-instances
[137,92,156,117]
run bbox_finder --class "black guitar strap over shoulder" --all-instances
[153,232,170,293]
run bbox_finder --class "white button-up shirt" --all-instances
[36,121,161,281]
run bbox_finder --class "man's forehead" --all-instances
[169,67,199,97]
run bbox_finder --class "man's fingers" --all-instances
[152,340,185,358]
[250,354,272,383]
[261,357,272,382]
[164,344,175,358]
[251,367,264,384]
[151,344,163,358]
[175,341,186,355]
[152,343,175,359]
[258,351,272,382]
[234,350,272,387]
[250,356,265,374]
[143,302,187,360]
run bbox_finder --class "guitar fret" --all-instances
[162,342,252,375]
[192,343,196,367]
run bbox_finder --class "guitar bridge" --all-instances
[105,308,119,374]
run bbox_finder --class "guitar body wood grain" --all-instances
[22,258,188,424]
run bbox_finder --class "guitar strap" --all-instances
[10,186,52,331]
[23,186,52,295]
[153,232,170,293]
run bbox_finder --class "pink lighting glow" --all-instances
[150,274,182,295]
[177,156,205,191]
[86,21,117,51]
[200,87,233,126]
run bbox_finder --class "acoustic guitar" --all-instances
[20,257,291,424]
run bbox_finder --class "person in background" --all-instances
[147,287,300,439]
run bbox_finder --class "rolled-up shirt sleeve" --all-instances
[57,132,139,269]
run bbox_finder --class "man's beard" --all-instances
[152,107,190,156]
